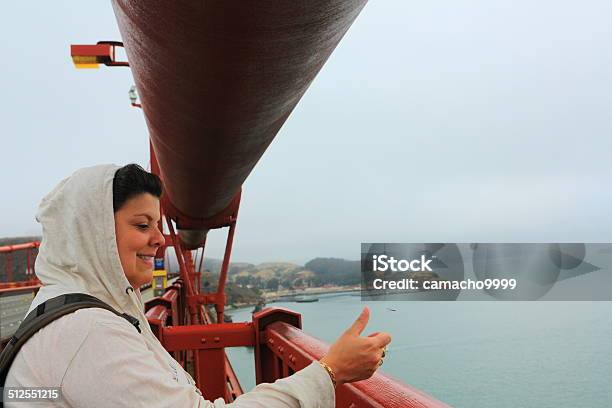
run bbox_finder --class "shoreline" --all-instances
[264,285,361,302]
[226,285,361,311]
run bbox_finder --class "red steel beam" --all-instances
[0,242,40,253]
[161,321,254,401]
[145,305,169,339]
[161,323,255,352]
[214,216,238,324]
[195,348,226,400]
[0,283,41,295]
[224,357,244,400]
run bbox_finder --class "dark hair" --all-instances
[112,164,163,212]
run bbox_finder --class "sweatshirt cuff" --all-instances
[301,361,335,406]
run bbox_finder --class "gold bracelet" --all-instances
[318,360,337,388]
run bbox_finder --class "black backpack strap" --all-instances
[0,293,142,389]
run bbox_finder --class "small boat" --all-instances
[295,296,319,303]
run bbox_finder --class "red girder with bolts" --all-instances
[54,1,454,406]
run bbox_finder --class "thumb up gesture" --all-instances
[319,306,392,385]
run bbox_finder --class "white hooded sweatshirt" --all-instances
[5,164,334,407]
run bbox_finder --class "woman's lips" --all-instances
[137,255,154,267]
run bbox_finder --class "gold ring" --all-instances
[377,358,384,367]
[381,346,388,359]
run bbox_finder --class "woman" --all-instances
[5,164,391,407]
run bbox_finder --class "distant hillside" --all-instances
[305,257,361,285]
[166,252,362,288]
[166,255,255,276]
[198,270,262,306]
[227,258,360,289]
[175,256,360,290]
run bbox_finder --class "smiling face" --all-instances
[114,193,165,288]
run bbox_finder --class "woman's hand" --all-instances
[320,306,391,385]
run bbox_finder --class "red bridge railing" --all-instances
[0,241,41,285]
[0,286,41,350]
[255,309,450,408]
[143,290,450,407]
[0,241,42,349]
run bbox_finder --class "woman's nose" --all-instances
[151,225,165,247]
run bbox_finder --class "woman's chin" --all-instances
[134,269,154,288]
[143,272,154,286]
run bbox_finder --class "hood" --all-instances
[28,164,151,336]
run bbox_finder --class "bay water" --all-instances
[226,294,612,407]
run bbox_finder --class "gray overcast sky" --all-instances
[1,1,611,264]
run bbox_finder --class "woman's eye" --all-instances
[136,224,149,230]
